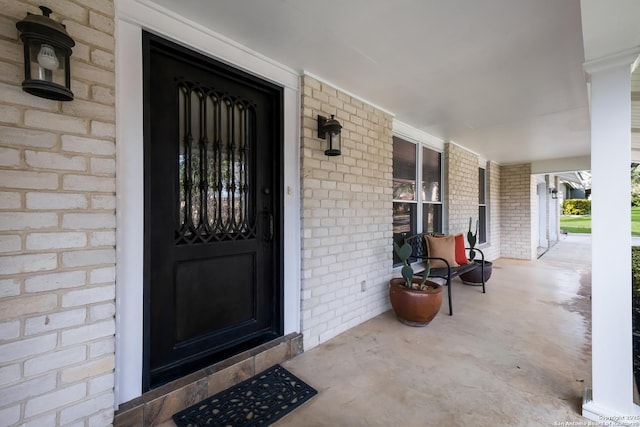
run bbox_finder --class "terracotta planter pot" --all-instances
[389,278,442,327]
[460,260,493,285]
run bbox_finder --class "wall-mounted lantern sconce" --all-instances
[550,188,558,199]
[318,114,342,156]
[16,6,75,101]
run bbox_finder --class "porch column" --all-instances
[545,174,550,246]
[554,175,560,244]
[583,49,640,420]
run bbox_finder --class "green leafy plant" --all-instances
[562,199,591,215]
[467,217,479,261]
[633,247,640,302]
[393,242,431,290]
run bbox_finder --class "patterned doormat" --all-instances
[172,364,317,426]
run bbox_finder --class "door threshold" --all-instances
[114,332,303,426]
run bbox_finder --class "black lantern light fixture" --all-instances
[16,6,75,101]
[318,114,342,156]
[550,188,558,199]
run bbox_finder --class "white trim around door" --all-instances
[115,0,301,406]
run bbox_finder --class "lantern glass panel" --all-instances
[329,131,340,151]
[28,40,66,86]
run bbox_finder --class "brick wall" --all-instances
[0,1,116,425]
[484,161,501,260]
[443,144,503,260]
[444,143,479,236]
[500,163,535,260]
[300,75,393,350]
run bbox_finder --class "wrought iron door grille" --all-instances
[176,80,257,244]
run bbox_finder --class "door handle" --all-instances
[264,211,273,242]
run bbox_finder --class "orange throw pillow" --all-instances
[425,235,459,269]
[454,233,470,265]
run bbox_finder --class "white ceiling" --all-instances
[146,0,639,165]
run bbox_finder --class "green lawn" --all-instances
[559,215,592,234]
[560,207,640,236]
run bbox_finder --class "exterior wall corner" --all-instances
[500,163,534,260]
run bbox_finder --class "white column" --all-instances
[554,175,560,243]
[545,174,550,246]
[583,49,640,420]
[115,19,144,405]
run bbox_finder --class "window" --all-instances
[478,167,487,244]
[422,146,442,234]
[393,137,442,264]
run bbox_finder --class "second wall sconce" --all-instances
[317,114,342,156]
[16,6,75,101]
[550,188,558,199]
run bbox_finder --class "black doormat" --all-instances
[172,364,317,427]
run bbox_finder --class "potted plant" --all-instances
[389,242,442,326]
[460,217,493,285]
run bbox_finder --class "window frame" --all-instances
[392,136,443,265]
[478,167,487,244]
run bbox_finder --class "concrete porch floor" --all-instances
[276,234,592,426]
[157,235,592,426]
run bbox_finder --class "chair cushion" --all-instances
[425,234,460,268]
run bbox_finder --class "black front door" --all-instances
[143,32,283,390]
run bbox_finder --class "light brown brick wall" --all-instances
[0,1,115,425]
[500,163,535,259]
[484,161,501,260]
[444,143,479,236]
[444,144,503,260]
[300,75,393,349]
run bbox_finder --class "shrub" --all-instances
[562,199,591,215]
[633,198,640,208]
[633,247,640,296]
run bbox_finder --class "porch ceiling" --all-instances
[145,0,638,165]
